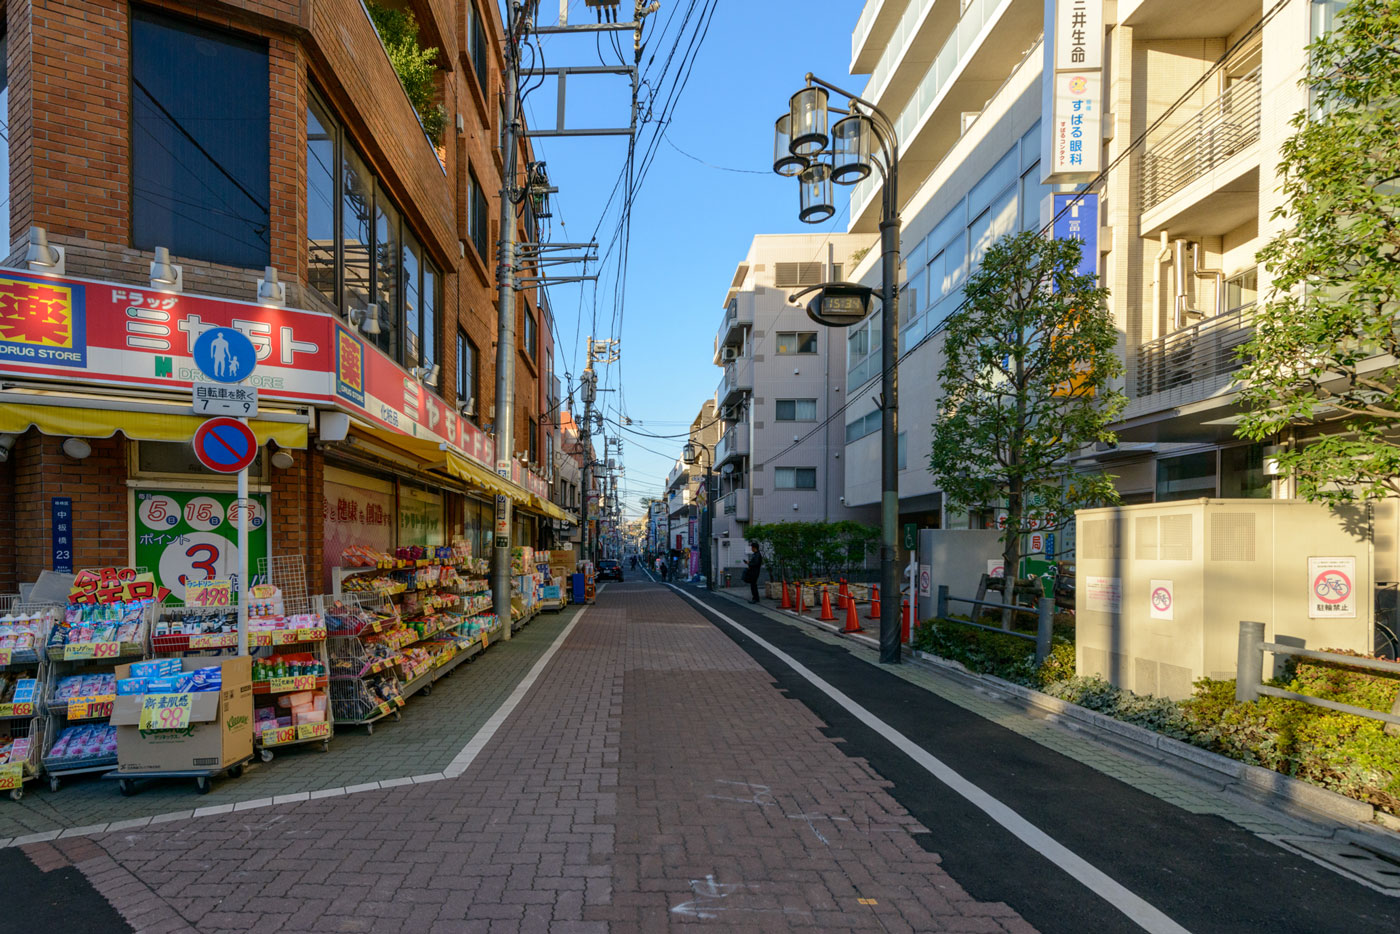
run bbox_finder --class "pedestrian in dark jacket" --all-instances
[743,542,763,603]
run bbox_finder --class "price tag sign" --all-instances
[0,649,11,666]
[0,763,22,791]
[187,580,233,608]
[262,725,296,746]
[0,702,34,718]
[481,632,488,649]
[138,693,193,731]
[267,675,316,692]
[374,700,391,717]
[189,633,236,649]
[63,641,121,661]
[67,695,114,719]
[297,721,330,741]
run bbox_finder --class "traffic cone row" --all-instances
[868,585,881,619]
[780,580,792,609]
[819,586,836,621]
[844,594,862,633]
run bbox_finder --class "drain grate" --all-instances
[1266,836,1400,894]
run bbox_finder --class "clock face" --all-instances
[825,294,863,315]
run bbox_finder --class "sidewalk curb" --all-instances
[708,587,1400,862]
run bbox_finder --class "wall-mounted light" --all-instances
[257,266,286,306]
[347,304,382,336]
[149,246,183,292]
[62,437,92,460]
[25,226,65,275]
[271,449,295,470]
[411,364,441,388]
[0,433,17,463]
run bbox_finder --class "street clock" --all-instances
[792,281,878,328]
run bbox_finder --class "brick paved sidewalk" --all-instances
[17,582,1037,933]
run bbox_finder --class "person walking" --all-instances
[743,541,763,604]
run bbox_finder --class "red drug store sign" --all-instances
[0,269,495,468]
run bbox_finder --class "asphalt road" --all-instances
[675,583,1400,934]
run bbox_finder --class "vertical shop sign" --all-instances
[51,496,73,572]
[134,490,268,603]
[1044,0,1104,181]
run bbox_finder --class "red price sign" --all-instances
[189,633,237,649]
[267,675,316,692]
[188,580,232,607]
[0,649,11,666]
[63,641,120,660]
[264,725,297,746]
[0,702,33,718]
[297,721,330,741]
[0,763,22,791]
[67,695,114,719]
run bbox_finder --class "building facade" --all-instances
[0,0,573,600]
[839,0,1330,562]
[711,233,879,580]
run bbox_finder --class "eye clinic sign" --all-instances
[1044,0,1104,181]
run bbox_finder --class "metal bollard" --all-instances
[936,584,949,620]
[1236,621,1266,702]
[1035,597,1053,665]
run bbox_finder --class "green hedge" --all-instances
[912,616,1400,815]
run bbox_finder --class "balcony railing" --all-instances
[1141,67,1261,211]
[716,423,749,466]
[1135,304,1254,398]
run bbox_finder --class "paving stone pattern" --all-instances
[0,613,574,841]
[18,583,1038,933]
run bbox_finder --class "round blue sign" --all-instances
[192,327,257,384]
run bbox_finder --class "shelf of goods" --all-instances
[41,601,148,792]
[0,606,55,800]
[510,547,542,631]
[326,560,504,734]
[148,604,334,762]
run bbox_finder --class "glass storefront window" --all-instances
[1155,451,1217,501]
[1221,444,1271,498]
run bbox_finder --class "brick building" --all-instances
[0,0,572,599]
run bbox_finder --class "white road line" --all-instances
[0,606,591,849]
[671,586,1193,934]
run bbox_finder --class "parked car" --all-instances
[597,559,623,582]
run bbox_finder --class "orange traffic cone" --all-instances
[780,580,792,609]
[838,579,850,609]
[819,586,836,621]
[868,585,881,619]
[844,595,863,633]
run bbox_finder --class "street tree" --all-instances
[930,230,1124,594]
[1234,0,1400,501]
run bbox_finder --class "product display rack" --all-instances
[323,593,406,734]
[41,608,146,792]
[0,605,54,800]
[250,633,332,761]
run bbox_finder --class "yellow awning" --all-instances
[444,451,514,497]
[527,495,576,524]
[0,403,308,449]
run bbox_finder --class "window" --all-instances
[0,30,9,249]
[468,168,490,259]
[522,307,537,361]
[466,2,489,92]
[527,423,538,464]
[1155,451,1217,502]
[132,10,269,268]
[305,92,441,365]
[306,99,337,303]
[777,331,818,354]
[774,262,824,287]
[1221,444,1270,498]
[845,410,881,444]
[1225,268,1258,312]
[775,399,817,421]
[456,332,478,416]
[774,467,817,490]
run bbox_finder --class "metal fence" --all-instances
[1135,304,1254,397]
[934,585,1055,664]
[1235,621,1400,734]
[1141,67,1261,210]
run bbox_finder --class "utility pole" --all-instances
[579,336,619,565]
[491,0,523,639]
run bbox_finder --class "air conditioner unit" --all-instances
[721,346,738,363]
[960,111,981,135]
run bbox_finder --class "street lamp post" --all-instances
[773,74,901,665]
[683,441,715,592]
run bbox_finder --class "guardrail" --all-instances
[934,585,1054,663]
[1235,621,1400,734]
[1141,66,1261,210]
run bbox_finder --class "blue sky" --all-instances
[523,1,864,516]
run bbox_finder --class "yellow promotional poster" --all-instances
[139,693,194,731]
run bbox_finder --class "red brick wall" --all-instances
[268,444,324,602]
[9,431,129,585]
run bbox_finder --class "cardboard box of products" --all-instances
[549,549,577,571]
[110,656,253,774]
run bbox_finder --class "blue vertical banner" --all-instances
[51,496,73,572]
[1052,192,1098,281]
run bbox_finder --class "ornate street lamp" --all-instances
[772,74,902,665]
[682,441,715,591]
